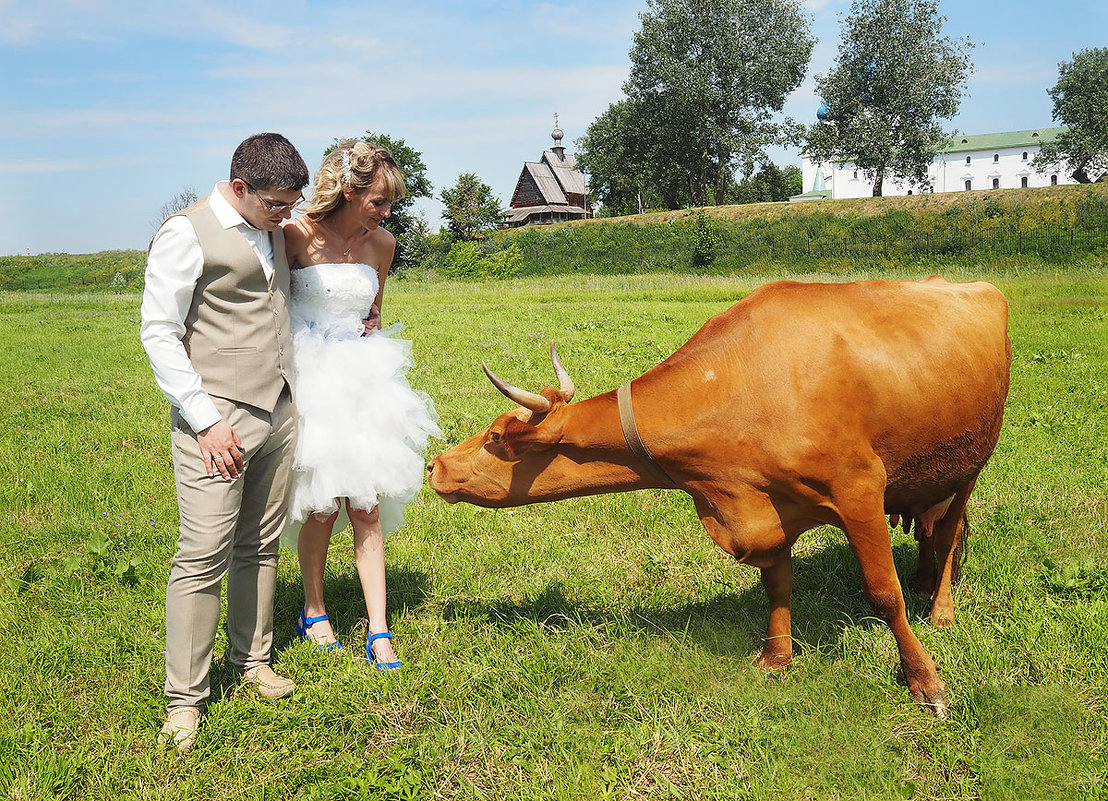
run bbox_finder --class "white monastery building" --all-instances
[797,127,1077,201]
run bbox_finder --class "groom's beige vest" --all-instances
[175,198,293,414]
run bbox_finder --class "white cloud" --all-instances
[0,0,299,49]
[0,1,36,44]
[0,154,152,175]
[0,107,206,140]
[161,2,298,50]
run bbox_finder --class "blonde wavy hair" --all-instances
[301,139,407,221]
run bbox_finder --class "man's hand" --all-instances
[361,304,381,335]
[197,419,244,480]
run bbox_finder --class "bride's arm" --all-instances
[281,217,308,269]
[363,230,396,332]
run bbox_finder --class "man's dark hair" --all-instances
[230,133,309,191]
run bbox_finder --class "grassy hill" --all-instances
[480,182,1108,277]
[0,249,145,293]
[594,180,1108,226]
[4,183,1108,292]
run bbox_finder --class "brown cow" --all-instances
[427,277,1011,717]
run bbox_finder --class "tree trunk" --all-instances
[872,169,884,197]
[714,146,729,206]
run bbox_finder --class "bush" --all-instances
[690,210,720,269]
[443,241,523,279]
[444,240,484,279]
[481,242,523,278]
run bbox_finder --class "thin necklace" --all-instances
[320,219,362,259]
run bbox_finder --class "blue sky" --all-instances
[1,0,1104,255]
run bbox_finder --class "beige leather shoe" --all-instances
[241,664,295,699]
[158,707,201,753]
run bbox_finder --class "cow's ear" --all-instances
[500,415,561,459]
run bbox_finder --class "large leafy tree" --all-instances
[439,174,503,241]
[730,163,802,204]
[804,0,973,197]
[1033,48,1108,183]
[576,98,686,215]
[622,0,814,208]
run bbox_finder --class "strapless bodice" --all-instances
[289,263,378,339]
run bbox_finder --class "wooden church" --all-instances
[502,124,591,228]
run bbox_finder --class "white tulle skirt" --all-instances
[281,323,441,548]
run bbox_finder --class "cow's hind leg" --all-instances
[841,508,949,716]
[928,478,976,627]
[757,552,794,670]
[909,519,938,598]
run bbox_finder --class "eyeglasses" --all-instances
[239,179,303,212]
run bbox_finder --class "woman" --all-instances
[282,139,441,669]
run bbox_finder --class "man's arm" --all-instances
[140,218,242,479]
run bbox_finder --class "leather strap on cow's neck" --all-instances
[617,382,678,488]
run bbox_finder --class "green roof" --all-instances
[789,189,832,200]
[942,127,1065,153]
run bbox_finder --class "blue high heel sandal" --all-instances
[366,632,402,671]
[296,609,342,652]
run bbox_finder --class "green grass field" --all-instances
[1,267,1105,800]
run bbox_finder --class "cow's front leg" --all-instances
[757,552,794,670]
[692,486,798,670]
[843,511,949,717]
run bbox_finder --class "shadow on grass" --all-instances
[434,539,936,665]
[271,565,432,647]
[203,567,432,702]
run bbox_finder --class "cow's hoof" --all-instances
[755,650,792,672]
[910,683,950,719]
[909,577,935,597]
[929,607,955,627]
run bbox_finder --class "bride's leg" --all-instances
[298,509,340,645]
[347,501,398,664]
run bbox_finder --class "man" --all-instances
[141,133,309,753]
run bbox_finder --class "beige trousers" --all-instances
[164,388,295,710]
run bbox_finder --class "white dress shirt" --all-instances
[140,182,276,432]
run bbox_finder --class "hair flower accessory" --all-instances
[341,148,352,186]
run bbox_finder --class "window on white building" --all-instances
[1022,151,1028,161]
[1021,176,1028,188]
[965,156,972,165]
[965,179,972,191]
[993,154,999,163]
[992,178,1000,189]
[1051,175,1058,185]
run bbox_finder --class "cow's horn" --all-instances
[550,341,575,400]
[482,362,552,413]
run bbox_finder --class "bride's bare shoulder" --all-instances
[282,217,317,269]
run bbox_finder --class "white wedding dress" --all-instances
[282,263,441,544]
